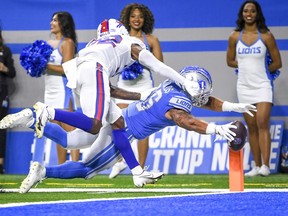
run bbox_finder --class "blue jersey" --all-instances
[123,80,193,140]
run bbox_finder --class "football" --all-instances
[228,120,247,151]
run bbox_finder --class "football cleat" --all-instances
[19,161,46,194]
[133,170,164,188]
[0,108,33,129]
[109,160,128,179]
[33,102,51,138]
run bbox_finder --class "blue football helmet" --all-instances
[179,66,213,107]
[97,18,129,39]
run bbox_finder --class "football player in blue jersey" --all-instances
[31,18,205,187]
[0,65,256,193]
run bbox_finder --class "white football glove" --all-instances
[222,101,257,117]
[206,122,237,142]
[182,79,200,97]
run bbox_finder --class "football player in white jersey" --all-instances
[0,66,257,193]
[31,18,205,184]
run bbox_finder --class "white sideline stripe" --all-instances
[2,188,229,193]
[1,188,288,208]
[2,188,288,193]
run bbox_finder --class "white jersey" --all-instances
[62,34,147,126]
[44,38,76,110]
[77,34,146,77]
[236,31,273,104]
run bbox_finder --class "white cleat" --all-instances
[33,102,51,138]
[19,162,46,194]
[0,108,33,129]
[109,161,128,179]
[133,170,164,188]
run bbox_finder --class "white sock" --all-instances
[42,167,46,178]
[26,118,35,128]
[131,165,143,175]
[47,106,55,120]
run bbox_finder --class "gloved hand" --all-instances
[215,123,237,142]
[140,87,157,100]
[182,79,200,97]
[222,101,257,117]
[206,122,237,142]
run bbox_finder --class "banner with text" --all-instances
[5,121,284,174]
[144,121,284,174]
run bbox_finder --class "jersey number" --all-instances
[86,35,123,48]
[136,88,162,111]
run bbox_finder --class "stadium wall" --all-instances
[1,0,287,174]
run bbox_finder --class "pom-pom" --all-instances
[280,146,288,173]
[266,52,281,81]
[121,61,144,80]
[270,70,280,80]
[20,40,53,77]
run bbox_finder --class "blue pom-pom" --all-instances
[20,40,53,77]
[121,61,144,80]
[267,52,281,81]
[270,70,280,80]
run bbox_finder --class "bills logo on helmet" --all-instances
[100,19,109,35]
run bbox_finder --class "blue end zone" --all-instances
[0,192,287,215]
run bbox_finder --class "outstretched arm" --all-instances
[166,108,236,142]
[201,96,224,111]
[166,108,209,134]
[131,44,199,97]
[202,96,257,117]
[110,84,141,100]
[110,83,156,101]
[131,44,185,84]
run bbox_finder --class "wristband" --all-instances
[206,123,216,134]
[222,101,233,112]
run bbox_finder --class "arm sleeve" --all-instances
[138,49,186,85]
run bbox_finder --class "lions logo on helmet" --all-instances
[97,18,129,39]
[179,66,213,107]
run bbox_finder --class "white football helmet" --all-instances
[97,18,129,39]
[179,66,213,107]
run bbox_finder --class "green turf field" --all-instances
[1,173,287,205]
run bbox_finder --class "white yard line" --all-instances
[1,188,288,208]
